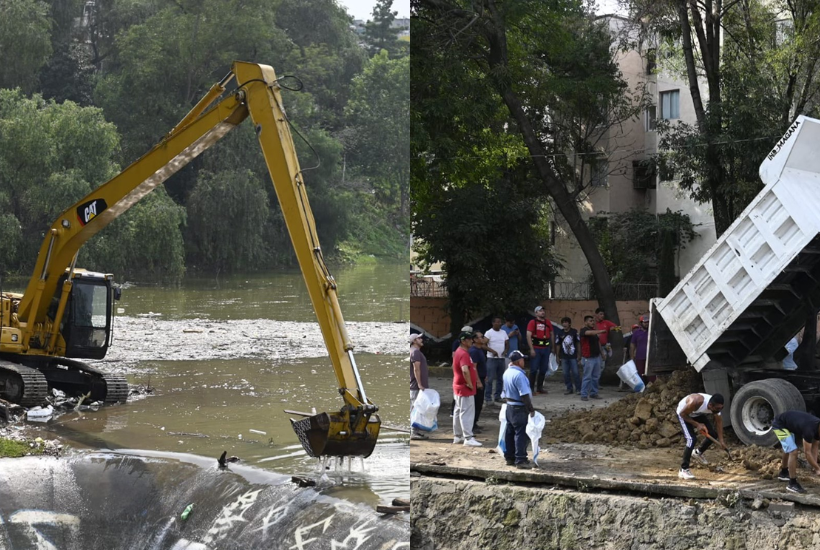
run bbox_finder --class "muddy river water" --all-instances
[28,262,410,508]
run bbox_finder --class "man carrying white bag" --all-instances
[502,351,539,468]
[410,333,438,438]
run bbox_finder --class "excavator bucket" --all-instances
[290,411,381,458]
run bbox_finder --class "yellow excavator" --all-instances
[0,61,380,458]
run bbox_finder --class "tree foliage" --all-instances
[589,208,696,286]
[0,0,52,93]
[0,0,408,280]
[413,0,648,326]
[346,50,409,228]
[413,174,560,334]
[633,0,820,235]
[0,89,187,279]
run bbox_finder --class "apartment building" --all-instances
[552,15,717,290]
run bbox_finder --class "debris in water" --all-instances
[74,392,91,411]
[249,429,266,435]
[27,405,54,422]
[291,476,316,487]
[180,504,194,520]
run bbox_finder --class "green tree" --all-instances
[82,189,187,281]
[346,50,409,230]
[588,209,696,286]
[0,89,186,279]
[413,0,648,326]
[0,0,52,93]
[633,0,820,236]
[364,0,404,57]
[413,174,559,335]
[184,169,269,273]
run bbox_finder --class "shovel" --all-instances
[702,431,734,461]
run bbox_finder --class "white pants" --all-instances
[453,394,475,439]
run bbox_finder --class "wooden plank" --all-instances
[392,498,410,507]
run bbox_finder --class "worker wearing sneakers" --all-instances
[503,350,537,469]
[676,393,725,480]
[452,332,483,447]
[772,411,820,494]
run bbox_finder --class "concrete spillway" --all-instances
[0,451,409,549]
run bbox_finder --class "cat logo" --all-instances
[76,199,108,226]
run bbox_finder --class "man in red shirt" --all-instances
[595,307,620,363]
[452,331,483,447]
[527,305,554,394]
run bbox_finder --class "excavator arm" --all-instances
[15,61,379,457]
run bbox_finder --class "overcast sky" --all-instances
[338,0,410,21]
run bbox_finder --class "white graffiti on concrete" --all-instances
[8,510,80,550]
[202,488,263,544]
[329,519,378,550]
[251,503,291,537]
[289,514,335,550]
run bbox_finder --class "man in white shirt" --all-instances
[484,316,509,405]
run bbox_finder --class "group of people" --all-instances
[410,308,820,492]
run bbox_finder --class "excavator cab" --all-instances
[49,271,116,360]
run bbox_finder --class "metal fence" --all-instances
[549,282,660,301]
[410,277,448,298]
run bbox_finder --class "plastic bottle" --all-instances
[181,504,194,520]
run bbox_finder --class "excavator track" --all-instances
[0,360,49,408]
[100,373,129,404]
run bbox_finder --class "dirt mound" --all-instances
[545,370,786,474]
[547,370,704,449]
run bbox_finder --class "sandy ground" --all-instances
[411,373,819,495]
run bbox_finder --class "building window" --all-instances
[660,90,680,120]
[590,164,608,187]
[645,106,656,131]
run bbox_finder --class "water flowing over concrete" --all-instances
[0,452,409,549]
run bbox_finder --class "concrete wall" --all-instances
[410,297,451,339]
[412,477,820,550]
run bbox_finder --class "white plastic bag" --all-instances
[547,353,559,376]
[410,389,440,432]
[617,360,645,393]
[496,404,508,454]
[526,411,546,465]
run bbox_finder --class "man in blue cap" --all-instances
[503,350,536,468]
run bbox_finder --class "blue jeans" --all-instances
[561,358,581,392]
[504,405,530,464]
[485,358,505,402]
[580,356,602,398]
[529,347,551,378]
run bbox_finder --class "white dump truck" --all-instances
[648,115,820,446]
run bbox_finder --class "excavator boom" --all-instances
[10,62,379,458]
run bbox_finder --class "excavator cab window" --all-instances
[63,278,112,359]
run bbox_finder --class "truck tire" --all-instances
[730,379,805,446]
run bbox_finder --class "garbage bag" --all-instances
[411,389,440,432]
[526,411,546,465]
[496,404,508,455]
[547,353,559,376]
[617,360,645,393]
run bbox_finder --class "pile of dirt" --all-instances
[547,370,705,449]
